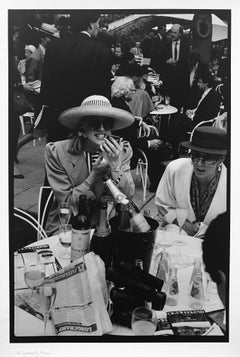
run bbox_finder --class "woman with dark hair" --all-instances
[45,95,135,235]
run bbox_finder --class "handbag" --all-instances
[13,91,31,115]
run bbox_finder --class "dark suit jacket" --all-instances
[183,61,209,110]
[160,40,190,109]
[193,88,221,125]
[40,33,112,141]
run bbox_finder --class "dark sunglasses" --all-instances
[87,118,114,130]
[190,151,220,166]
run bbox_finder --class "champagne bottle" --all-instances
[104,177,151,232]
[90,197,113,268]
[104,177,127,204]
[129,205,151,233]
[70,194,91,262]
[118,199,132,232]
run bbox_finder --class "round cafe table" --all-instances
[13,229,224,337]
[150,105,178,135]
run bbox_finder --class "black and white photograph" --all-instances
[2,1,240,356]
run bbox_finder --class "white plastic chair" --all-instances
[37,186,54,240]
[14,207,48,241]
[189,119,215,141]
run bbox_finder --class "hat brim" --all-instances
[180,141,227,155]
[59,106,135,131]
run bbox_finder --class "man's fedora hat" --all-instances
[181,126,227,155]
[59,95,135,131]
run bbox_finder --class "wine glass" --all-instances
[58,202,72,226]
[165,96,170,106]
[24,263,46,301]
[36,281,57,334]
[173,208,188,246]
[131,306,157,335]
[155,241,172,287]
[59,224,72,259]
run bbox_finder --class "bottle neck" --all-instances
[78,198,88,215]
[118,201,131,231]
[104,178,127,203]
[95,205,111,237]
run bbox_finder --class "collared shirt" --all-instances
[172,40,180,61]
[39,44,46,57]
[190,63,199,87]
[193,88,212,114]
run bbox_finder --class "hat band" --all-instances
[192,136,226,150]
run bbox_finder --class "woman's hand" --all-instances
[101,136,123,171]
[148,139,162,150]
[91,156,110,177]
[140,121,151,137]
[181,220,200,236]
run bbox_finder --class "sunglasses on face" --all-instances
[86,118,113,130]
[190,151,220,166]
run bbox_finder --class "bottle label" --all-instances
[71,228,91,261]
[130,213,151,233]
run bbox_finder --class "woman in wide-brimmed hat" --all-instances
[45,95,135,235]
[155,126,227,236]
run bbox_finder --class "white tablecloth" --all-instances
[14,230,224,336]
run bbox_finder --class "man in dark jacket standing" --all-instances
[40,12,112,142]
[160,23,190,111]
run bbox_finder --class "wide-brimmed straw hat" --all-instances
[181,126,227,155]
[59,95,135,131]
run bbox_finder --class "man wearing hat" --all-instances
[155,126,227,236]
[41,12,112,142]
[44,95,135,235]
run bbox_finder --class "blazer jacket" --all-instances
[193,88,221,125]
[155,158,226,227]
[45,138,135,235]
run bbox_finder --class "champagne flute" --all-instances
[24,263,46,301]
[131,306,157,335]
[36,281,57,334]
[173,208,188,246]
[59,224,72,259]
[58,202,72,226]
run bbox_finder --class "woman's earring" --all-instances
[78,131,86,138]
[218,163,222,172]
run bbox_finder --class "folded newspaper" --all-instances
[44,251,113,336]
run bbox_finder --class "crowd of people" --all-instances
[12,13,229,308]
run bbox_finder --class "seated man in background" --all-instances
[183,69,222,133]
[169,69,222,157]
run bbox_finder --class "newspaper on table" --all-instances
[45,251,113,336]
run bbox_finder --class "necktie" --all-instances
[174,42,178,62]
